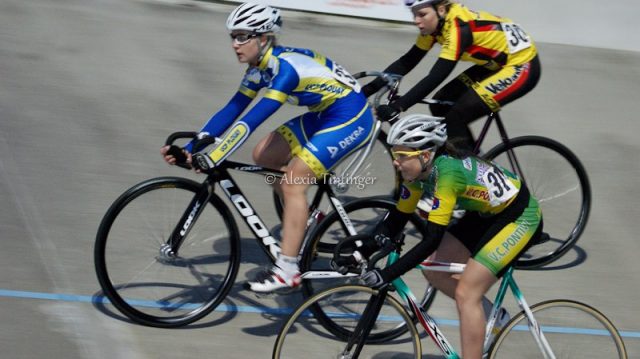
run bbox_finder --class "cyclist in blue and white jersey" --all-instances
[161,3,374,293]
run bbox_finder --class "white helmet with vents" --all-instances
[387,114,447,150]
[226,2,282,34]
[404,0,443,9]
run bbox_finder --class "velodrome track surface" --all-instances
[1,0,639,357]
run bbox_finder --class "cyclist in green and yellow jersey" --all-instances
[338,114,543,359]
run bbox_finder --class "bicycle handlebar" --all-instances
[352,71,403,85]
[353,71,456,112]
[165,131,221,150]
[164,131,198,146]
[164,131,223,171]
[353,71,403,108]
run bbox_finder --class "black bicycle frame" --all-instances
[164,159,355,263]
[472,112,527,186]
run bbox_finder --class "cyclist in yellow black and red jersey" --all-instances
[334,115,543,359]
[160,2,374,293]
[365,0,540,151]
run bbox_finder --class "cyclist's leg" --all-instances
[247,160,312,292]
[428,214,504,319]
[429,65,494,116]
[253,128,293,198]
[253,130,292,170]
[249,98,374,292]
[441,85,494,152]
[279,99,374,263]
[248,114,315,293]
[474,56,541,110]
[457,259,499,359]
[442,58,541,152]
[422,232,471,297]
[457,187,542,357]
[430,65,496,150]
[472,187,542,278]
[279,157,314,258]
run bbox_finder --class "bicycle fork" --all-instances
[340,287,389,358]
[159,181,214,260]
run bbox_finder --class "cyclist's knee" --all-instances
[454,283,481,308]
[280,159,316,194]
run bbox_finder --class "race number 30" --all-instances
[502,23,531,54]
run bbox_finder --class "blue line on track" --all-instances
[1,288,639,339]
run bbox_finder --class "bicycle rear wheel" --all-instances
[489,299,627,358]
[484,136,591,268]
[273,132,399,220]
[94,177,241,327]
[299,196,436,343]
[273,285,422,359]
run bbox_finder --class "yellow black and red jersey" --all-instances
[415,3,537,68]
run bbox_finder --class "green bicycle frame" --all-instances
[384,250,554,358]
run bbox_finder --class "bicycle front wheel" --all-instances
[300,196,435,343]
[94,177,241,327]
[489,300,627,359]
[484,136,591,268]
[273,285,422,359]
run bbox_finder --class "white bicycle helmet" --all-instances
[404,0,443,9]
[226,2,282,34]
[387,114,447,150]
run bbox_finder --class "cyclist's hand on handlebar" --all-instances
[375,103,402,122]
[161,145,191,165]
[191,152,216,173]
[361,268,385,288]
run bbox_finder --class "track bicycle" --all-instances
[273,236,628,359]
[94,132,430,328]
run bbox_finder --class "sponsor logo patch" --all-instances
[463,157,473,171]
[484,64,526,95]
[327,146,339,159]
[304,82,345,95]
[400,185,411,200]
[431,197,440,210]
[475,161,490,184]
[339,126,365,149]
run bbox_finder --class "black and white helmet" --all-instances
[387,114,447,150]
[226,2,282,34]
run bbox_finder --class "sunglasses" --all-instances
[229,32,258,45]
[391,149,427,160]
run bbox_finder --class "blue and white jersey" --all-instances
[239,46,361,112]
[185,46,366,166]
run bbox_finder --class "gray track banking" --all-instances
[1,0,639,358]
